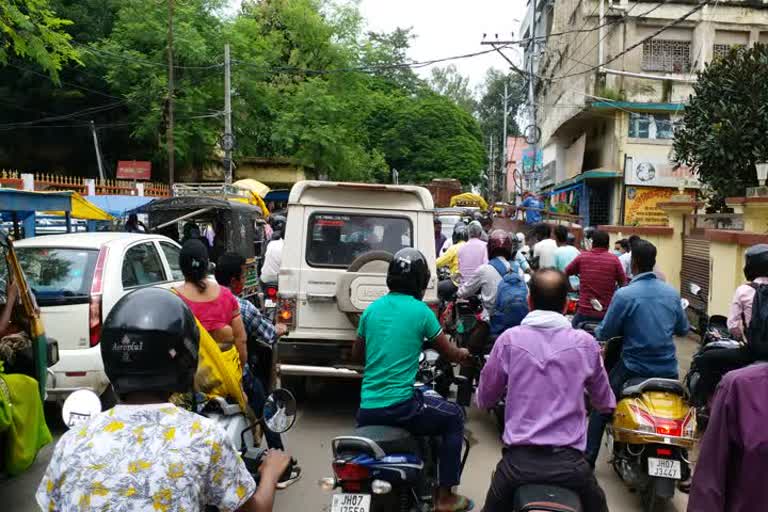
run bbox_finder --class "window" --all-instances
[122,242,167,288]
[712,43,745,60]
[642,39,691,73]
[159,242,183,281]
[628,113,674,140]
[306,214,413,268]
[17,248,98,305]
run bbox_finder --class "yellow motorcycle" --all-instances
[608,376,696,511]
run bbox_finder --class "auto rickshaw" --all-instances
[0,230,59,476]
[141,195,266,300]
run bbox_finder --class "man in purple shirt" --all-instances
[476,269,615,512]
[457,221,488,282]
[688,362,768,512]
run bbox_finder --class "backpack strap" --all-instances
[489,257,511,278]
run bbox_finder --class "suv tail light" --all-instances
[89,247,109,347]
[278,298,296,329]
[266,286,278,300]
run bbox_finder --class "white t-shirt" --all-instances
[533,238,558,269]
[37,403,256,512]
[261,238,284,284]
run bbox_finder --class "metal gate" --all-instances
[680,216,710,313]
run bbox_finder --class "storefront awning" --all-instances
[552,169,620,193]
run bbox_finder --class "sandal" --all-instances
[436,496,475,512]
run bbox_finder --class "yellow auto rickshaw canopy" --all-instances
[449,192,488,210]
[45,191,114,221]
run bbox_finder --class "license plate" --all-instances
[647,457,682,479]
[331,493,370,512]
[264,299,275,308]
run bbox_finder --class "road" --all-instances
[3,337,698,511]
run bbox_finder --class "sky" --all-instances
[227,0,529,89]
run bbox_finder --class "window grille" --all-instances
[642,39,691,73]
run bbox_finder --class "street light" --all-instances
[756,162,768,185]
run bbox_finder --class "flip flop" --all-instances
[437,496,475,512]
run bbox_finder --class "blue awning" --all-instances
[84,195,155,217]
[264,189,289,202]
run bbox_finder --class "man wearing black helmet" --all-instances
[36,288,290,512]
[353,248,473,512]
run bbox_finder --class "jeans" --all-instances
[584,360,677,466]
[571,312,602,329]
[482,445,608,512]
[243,365,284,450]
[356,389,465,487]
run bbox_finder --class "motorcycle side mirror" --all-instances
[590,298,604,312]
[263,388,297,434]
[681,298,690,310]
[689,283,702,296]
[423,349,439,364]
[61,389,102,429]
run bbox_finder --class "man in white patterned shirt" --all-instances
[36,288,290,512]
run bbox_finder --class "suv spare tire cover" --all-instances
[336,250,393,327]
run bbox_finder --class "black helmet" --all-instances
[100,288,199,395]
[744,244,768,281]
[452,223,469,244]
[387,248,431,300]
[269,214,287,240]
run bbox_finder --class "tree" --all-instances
[428,64,477,115]
[0,0,80,81]
[673,44,768,209]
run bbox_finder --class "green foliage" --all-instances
[673,44,768,208]
[428,64,477,115]
[0,0,81,82]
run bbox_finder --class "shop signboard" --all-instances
[625,155,699,188]
[624,186,695,225]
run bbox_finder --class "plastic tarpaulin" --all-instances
[44,192,113,220]
[228,192,270,217]
[449,192,488,210]
[82,195,154,217]
[233,179,270,198]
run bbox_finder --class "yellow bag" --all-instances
[193,318,250,415]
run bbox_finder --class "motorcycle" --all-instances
[687,283,731,344]
[319,349,471,512]
[61,386,301,489]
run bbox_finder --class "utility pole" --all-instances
[166,0,175,187]
[501,79,509,202]
[89,120,105,181]
[488,135,495,200]
[224,43,233,185]
[528,0,539,193]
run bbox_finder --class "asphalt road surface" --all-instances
[3,338,698,511]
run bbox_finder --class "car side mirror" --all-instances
[61,389,102,429]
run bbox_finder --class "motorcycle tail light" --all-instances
[656,448,673,456]
[278,298,296,328]
[654,418,683,437]
[333,462,370,492]
[266,286,278,299]
[566,298,578,315]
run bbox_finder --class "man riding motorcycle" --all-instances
[476,269,614,512]
[437,223,469,301]
[36,288,291,512]
[352,248,473,512]
[457,221,488,283]
[728,244,768,340]
[585,240,689,467]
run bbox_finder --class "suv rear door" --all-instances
[16,247,99,350]
[295,210,417,335]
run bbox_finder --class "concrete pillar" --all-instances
[85,178,96,196]
[21,173,34,191]
[658,200,697,292]
[136,183,145,196]
[742,199,768,233]
[708,239,742,316]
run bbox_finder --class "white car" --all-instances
[15,232,184,404]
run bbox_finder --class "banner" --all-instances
[624,186,695,225]
[116,160,151,180]
[625,156,699,188]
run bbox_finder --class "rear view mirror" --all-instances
[681,298,690,310]
[61,389,102,429]
[263,388,297,434]
[689,283,702,296]
[590,298,604,312]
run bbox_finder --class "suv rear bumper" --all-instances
[278,339,362,378]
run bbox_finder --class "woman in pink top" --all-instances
[175,239,247,367]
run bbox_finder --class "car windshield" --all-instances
[307,214,412,268]
[16,247,98,305]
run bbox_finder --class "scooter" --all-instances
[61,387,301,488]
[319,349,471,512]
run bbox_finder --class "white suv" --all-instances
[15,232,184,404]
[276,181,438,385]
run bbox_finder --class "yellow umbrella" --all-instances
[449,193,489,210]
[233,179,271,198]
[44,191,114,221]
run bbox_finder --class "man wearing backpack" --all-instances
[728,244,768,341]
[457,230,529,353]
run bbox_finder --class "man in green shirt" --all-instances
[353,248,472,512]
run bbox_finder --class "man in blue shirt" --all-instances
[585,240,689,466]
[520,192,543,225]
